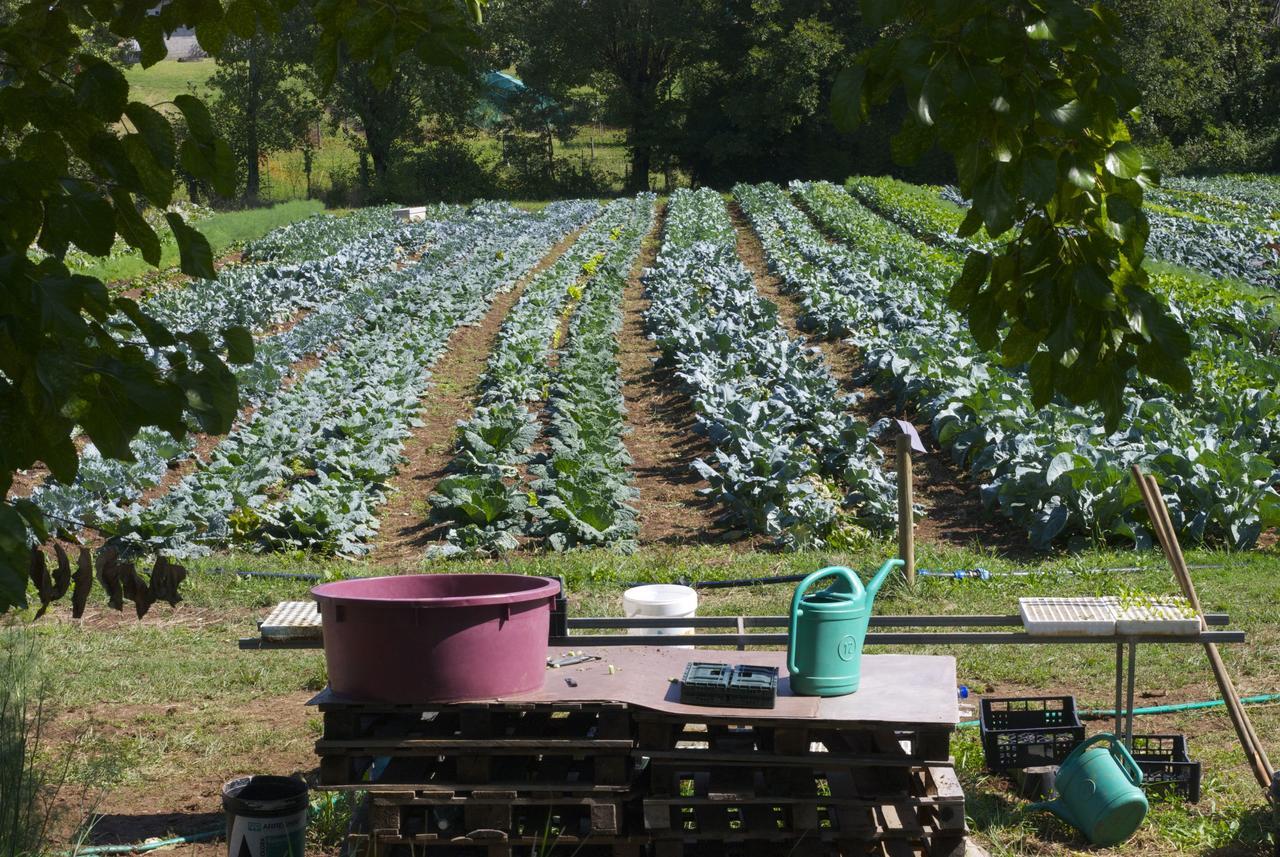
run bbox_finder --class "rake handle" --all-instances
[1131,466,1274,791]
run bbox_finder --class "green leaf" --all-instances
[74,57,128,121]
[165,212,215,279]
[122,135,175,208]
[196,17,229,56]
[221,326,255,365]
[224,0,257,38]
[0,505,31,612]
[41,183,115,258]
[137,16,167,66]
[859,0,899,29]
[115,297,176,347]
[1038,94,1087,131]
[947,251,990,309]
[111,189,161,266]
[830,66,867,132]
[973,163,1015,236]
[1028,352,1054,408]
[1025,19,1056,41]
[1000,322,1040,367]
[1046,451,1074,484]
[1104,142,1143,179]
[1020,150,1057,205]
[174,93,217,142]
[124,102,176,170]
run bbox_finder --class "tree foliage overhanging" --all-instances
[833,0,1192,429]
[0,0,483,611]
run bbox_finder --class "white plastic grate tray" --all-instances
[1115,602,1202,636]
[259,600,322,640]
[1019,597,1118,636]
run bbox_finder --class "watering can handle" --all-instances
[1058,733,1144,786]
[788,567,858,676]
[1110,738,1144,787]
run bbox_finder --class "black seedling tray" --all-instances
[680,662,778,709]
[1131,734,1201,803]
[980,695,1084,771]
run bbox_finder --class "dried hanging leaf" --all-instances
[72,548,93,619]
[29,548,54,617]
[150,556,186,607]
[51,544,72,600]
[122,563,154,619]
[96,545,124,612]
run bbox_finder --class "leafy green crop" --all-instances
[645,188,896,549]
[782,180,1280,549]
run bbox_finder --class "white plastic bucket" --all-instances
[623,584,698,645]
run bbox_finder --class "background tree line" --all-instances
[202,0,1280,205]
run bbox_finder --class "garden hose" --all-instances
[67,829,222,855]
[63,793,345,855]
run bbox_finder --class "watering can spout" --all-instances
[865,558,904,601]
[1030,797,1079,832]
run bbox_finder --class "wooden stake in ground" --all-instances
[895,421,924,586]
[1131,466,1275,792]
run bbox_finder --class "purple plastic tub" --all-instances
[312,574,560,703]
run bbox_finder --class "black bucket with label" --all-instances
[222,776,308,857]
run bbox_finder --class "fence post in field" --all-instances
[894,421,923,587]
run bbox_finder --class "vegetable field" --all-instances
[16,175,1280,558]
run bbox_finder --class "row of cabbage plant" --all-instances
[427,197,653,555]
[532,194,657,553]
[116,201,599,556]
[771,180,1280,548]
[644,188,896,549]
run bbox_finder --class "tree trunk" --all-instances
[627,145,651,192]
[244,40,262,203]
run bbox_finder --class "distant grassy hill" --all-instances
[124,59,215,106]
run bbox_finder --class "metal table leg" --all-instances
[1114,643,1125,739]
[1125,641,1138,747]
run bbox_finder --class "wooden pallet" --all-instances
[315,698,635,789]
[367,789,631,838]
[346,836,645,857]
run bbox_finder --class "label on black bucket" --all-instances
[230,814,306,857]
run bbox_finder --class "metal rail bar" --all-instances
[237,629,1246,650]
[564,613,1230,629]
[550,631,1246,647]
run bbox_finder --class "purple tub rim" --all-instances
[311,573,561,610]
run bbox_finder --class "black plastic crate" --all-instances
[1131,734,1201,803]
[980,696,1084,771]
[680,662,778,709]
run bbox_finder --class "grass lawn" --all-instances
[74,200,325,284]
[12,540,1279,856]
[123,59,216,106]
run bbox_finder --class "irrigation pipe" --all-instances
[67,828,221,855]
[686,564,1223,590]
[957,692,1280,728]
[63,793,350,855]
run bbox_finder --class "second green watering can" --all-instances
[787,559,902,696]
[1031,733,1148,847]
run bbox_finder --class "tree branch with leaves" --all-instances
[833,0,1191,430]
[0,0,483,612]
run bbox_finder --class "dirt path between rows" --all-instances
[731,199,1028,554]
[618,202,732,547]
[370,225,591,567]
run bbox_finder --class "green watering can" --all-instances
[1031,733,1148,847]
[787,559,902,696]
